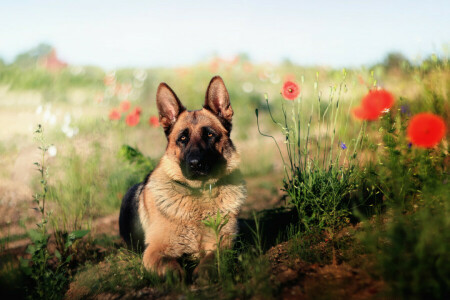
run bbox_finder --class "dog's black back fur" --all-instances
[119,182,145,251]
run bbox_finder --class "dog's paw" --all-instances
[193,253,217,282]
[144,257,184,279]
[159,258,185,279]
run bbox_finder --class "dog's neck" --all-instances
[156,155,243,192]
[171,180,217,197]
[171,169,244,196]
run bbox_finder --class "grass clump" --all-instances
[256,72,363,264]
[68,249,182,299]
[47,143,154,232]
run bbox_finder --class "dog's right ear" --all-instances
[156,83,185,136]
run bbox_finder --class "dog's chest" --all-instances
[149,181,245,221]
[142,178,245,255]
[170,220,217,254]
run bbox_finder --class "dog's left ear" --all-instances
[204,76,233,125]
[156,83,186,136]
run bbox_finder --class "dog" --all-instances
[119,76,246,276]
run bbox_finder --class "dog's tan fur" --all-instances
[137,77,246,275]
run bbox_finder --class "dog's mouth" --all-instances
[181,164,210,180]
[187,173,208,180]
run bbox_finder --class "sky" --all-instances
[0,0,449,69]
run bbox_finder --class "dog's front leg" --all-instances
[143,243,184,277]
[193,233,233,279]
[193,251,215,279]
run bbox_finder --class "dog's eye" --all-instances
[177,134,188,144]
[203,127,217,141]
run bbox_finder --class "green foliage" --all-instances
[368,109,447,210]
[364,194,450,299]
[284,165,355,234]
[47,144,153,231]
[118,144,155,178]
[192,210,275,298]
[248,211,264,256]
[361,106,449,299]
[202,210,230,280]
[48,147,103,229]
[20,125,89,300]
[220,251,274,299]
[256,73,362,239]
[71,249,181,298]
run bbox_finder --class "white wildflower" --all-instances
[35,105,43,115]
[48,145,57,157]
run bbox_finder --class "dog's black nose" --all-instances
[189,159,201,170]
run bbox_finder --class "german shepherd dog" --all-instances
[119,76,246,276]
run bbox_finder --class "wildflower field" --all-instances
[0,47,448,299]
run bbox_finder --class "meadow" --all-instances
[0,47,448,299]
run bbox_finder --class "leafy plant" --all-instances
[256,73,363,263]
[202,210,230,280]
[363,193,450,299]
[20,125,89,300]
[119,144,155,175]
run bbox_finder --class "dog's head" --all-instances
[157,76,239,184]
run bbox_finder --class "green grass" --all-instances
[45,143,153,232]
[68,249,182,299]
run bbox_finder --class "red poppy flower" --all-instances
[281,81,300,101]
[149,116,159,127]
[407,113,446,148]
[125,112,140,127]
[108,108,121,120]
[352,89,395,120]
[133,106,142,116]
[120,100,131,112]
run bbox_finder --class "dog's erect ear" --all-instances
[204,76,233,124]
[156,83,185,136]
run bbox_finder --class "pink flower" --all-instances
[109,108,121,120]
[120,100,131,112]
[125,112,140,126]
[281,81,300,101]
